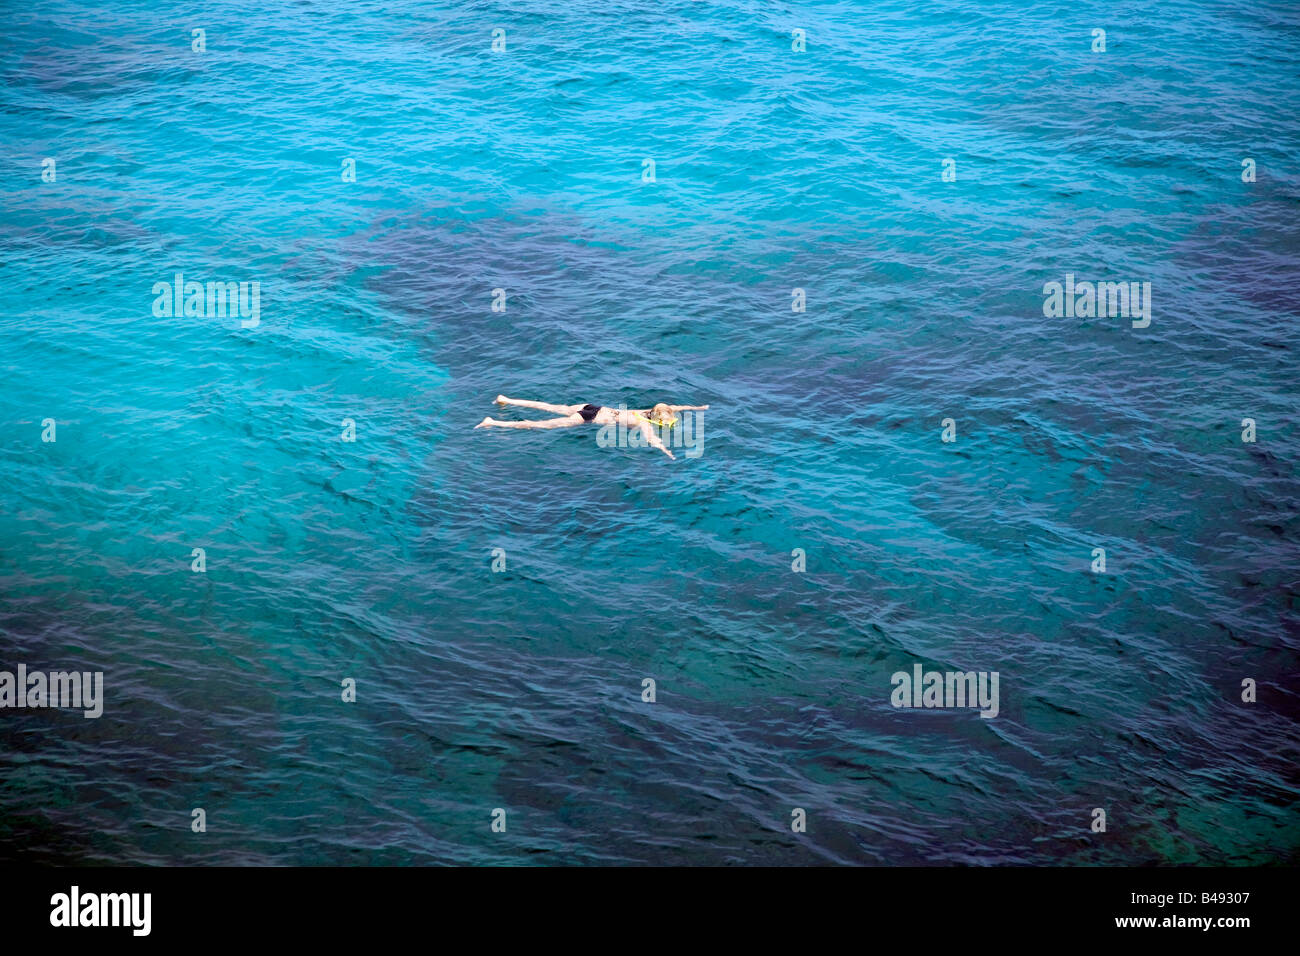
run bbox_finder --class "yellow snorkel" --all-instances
[634,411,677,428]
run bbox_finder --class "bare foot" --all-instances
[495,394,509,405]
[475,417,494,428]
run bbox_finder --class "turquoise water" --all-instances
[1,0,1298,864]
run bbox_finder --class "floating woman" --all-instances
[475,395,708,460]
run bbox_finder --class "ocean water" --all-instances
[1,0,1298,865]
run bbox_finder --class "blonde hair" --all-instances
[649,403,676,424]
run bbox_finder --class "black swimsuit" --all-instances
[577,404,602,423]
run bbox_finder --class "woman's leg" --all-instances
[476,414,584,429]
[496,395,583,415]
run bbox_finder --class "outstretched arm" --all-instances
[638,421,675,459]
